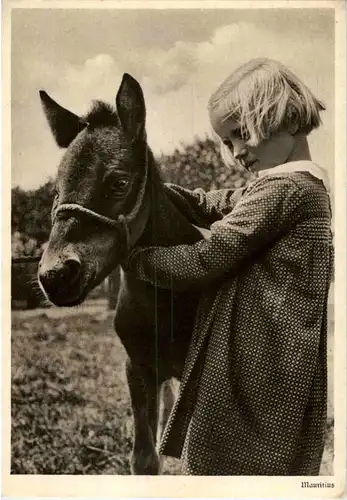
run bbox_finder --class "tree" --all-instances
[11,179,55,245]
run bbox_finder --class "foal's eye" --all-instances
[108,178,130,198]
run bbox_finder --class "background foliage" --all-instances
[12,181,56,251]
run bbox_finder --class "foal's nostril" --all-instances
[64,258,81,285]
[39,258,81,291]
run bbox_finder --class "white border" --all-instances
[2,1,346,498]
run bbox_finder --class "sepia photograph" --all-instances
[3,1,346,497]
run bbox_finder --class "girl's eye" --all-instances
[223,138,233,150]
[108,178,130,197]
[232,128,250,141]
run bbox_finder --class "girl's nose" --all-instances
[234,146,248,160]
[232,138,248,160]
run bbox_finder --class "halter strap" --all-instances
[53,148,149,253]
[54,203,131,251]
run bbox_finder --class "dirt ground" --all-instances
[11,298,334,475]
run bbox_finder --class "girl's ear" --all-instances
[286,104,300,135]
[39,91,87,148]
[287,122,299,135]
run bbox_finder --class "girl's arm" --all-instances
[127,177,303,291]
[164,183,245,228]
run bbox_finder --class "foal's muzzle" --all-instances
[38,255,83,305]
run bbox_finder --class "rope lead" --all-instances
[117,214,130,253]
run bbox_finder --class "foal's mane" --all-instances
[83,100,119,129]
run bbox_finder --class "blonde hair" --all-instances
[208,58,325,148]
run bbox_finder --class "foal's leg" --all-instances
[126,358,160,475]
[157,378,177,445]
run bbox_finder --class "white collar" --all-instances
[257,161,331,193]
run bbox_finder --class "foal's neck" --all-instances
[137,150,199,247]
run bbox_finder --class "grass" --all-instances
[11,308,134,474]
[11,301,334,475]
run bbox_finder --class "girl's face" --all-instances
[211,115,295,173]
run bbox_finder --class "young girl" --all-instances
[126,58,333,475]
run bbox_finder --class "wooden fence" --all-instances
[11,256,45,309]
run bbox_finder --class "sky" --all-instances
[11,7,334,190]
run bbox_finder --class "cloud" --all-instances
[57,55,122,114]
[141,20,333,101]
[12,18,334,189]
[66,54,116,85]
[139,23,266,96]
[45,20,332,112]
[141,41,198,94]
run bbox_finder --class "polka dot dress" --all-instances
[128,171,333,475]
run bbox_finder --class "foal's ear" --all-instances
[39,91,87,148]
[116,74,146,142]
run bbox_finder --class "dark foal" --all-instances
[38,74,204,474]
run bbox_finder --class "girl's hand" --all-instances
[125,226,211,275]
[192,225,212,240]
[123,248,143,272]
